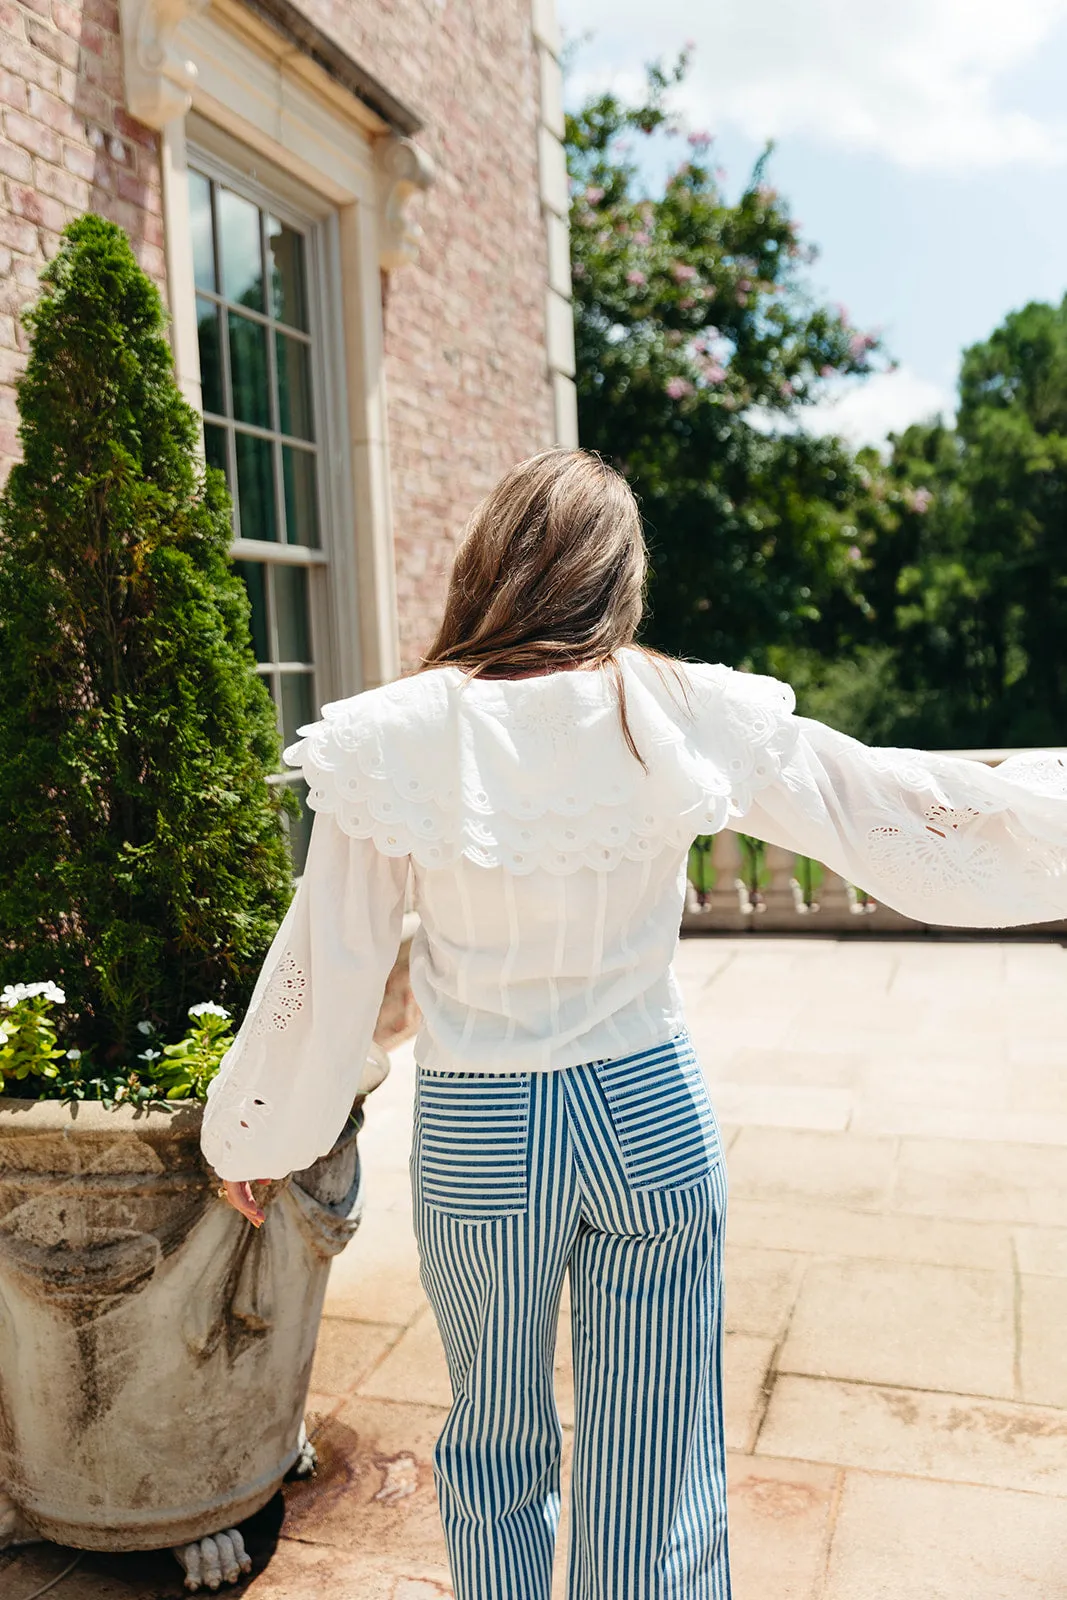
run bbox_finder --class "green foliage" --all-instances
[566,53,885,669]
[0,983,66,1090]
[151,1003,235,1100]
[0,984,234,1107]
[0,216,296,1073]
[823,298,1067,748]
[792,855,824,910]
[736,833,771,908]
[687,835,717,904]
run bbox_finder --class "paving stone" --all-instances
[893,1137,1067,1226]
[823,1470,1067,1600]
[726,1127,897,1210]
[859,1052,1009,1104]
[244,1537,452,1598]
[758,1376,1067,1496]
[778,1259,1015,1399]
[724,1246,806,1339]
[724,1333,775,1453]
[324,1214,428,1328]
[0,1545,182,1600]
[708,1083,853,1132]
[283,1394,450,1567]
[851,1102,1067,1145]
[718,1046,865,1088]
[726,1198,1013,1272]
[357,1306,453,1409]
[310,1317,403,1398]
[1019,1273,1067,1408]
[727,1454,840,1600]
[1014,1225,1067,1276]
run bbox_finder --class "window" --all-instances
[188,162,330,871]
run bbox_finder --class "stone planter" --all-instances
[0,1051,387,1566]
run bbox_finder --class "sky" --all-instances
[557,0,1067,447]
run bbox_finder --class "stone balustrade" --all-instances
[683,748,1067,936]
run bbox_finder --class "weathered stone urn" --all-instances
[0,1052,386,1571]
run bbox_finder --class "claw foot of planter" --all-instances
[286,1420,317,1480]
[173,1529,252,1592]
[0,1489,38,1548]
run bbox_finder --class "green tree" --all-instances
[566,53,884,669]
[0,216,296,1064]
[827,299,1067,748]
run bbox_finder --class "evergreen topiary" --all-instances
[0,215,296,1073]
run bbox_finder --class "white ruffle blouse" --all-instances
[200,649,1067,1181]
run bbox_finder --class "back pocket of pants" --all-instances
[597,1035,721,1192]
[414,1070,531,1221]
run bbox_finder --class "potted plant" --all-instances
[0,217,383,1590]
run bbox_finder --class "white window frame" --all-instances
[186,131,351,719]
[145,0,412,695]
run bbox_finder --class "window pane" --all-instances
[196,297,224,416]
[203,419,229,480]
[282,445,320,549]
[234,560,270,662]
[267,216,308,331]
[280,671,315,749]
[274,564,311,663]
[189,171,216,294]
[285,777,314,875]
[235,433,277,543]
[218,187,264,311]
[228,312,270,428]
[276,333,313,440]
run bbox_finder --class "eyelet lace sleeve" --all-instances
[731,712,1067,928]
[200,815,408,1182]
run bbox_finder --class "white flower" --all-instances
[189,1002,230,1020]
[0,1020,14,1044]
[136,1020,155,1036]
[66,1048,82,1061]
[138,1048,161,1063]
[2,981,65,1007]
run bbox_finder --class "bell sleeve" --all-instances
[725,690,1067,929]
[199,811,409,1182]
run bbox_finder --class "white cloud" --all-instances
[561,0,1067,171]
[800,366,955,448]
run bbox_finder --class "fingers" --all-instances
[229,1528,253,1576]
[214,1532,238,1585]
[178,1540,201,1590]
[175,1530,253,1591]
[199,1533,222,1590]
[221,1180,266,1228]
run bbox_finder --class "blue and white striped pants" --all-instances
[410,1033,731,1600]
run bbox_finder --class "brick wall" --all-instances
[0,0,164,475]
[0,0,556,665]
[277,0,556,669]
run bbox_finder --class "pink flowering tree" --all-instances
[566,53,889,667]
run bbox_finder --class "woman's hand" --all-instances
[219,1179,266,1228]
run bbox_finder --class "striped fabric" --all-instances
[410,1032,731,1599]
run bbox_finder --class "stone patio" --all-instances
[6,934,1067,1600]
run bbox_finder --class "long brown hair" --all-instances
[420,448,684,766]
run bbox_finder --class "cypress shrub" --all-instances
[0,215,296,1066]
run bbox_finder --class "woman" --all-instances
[202,447,1067,1600]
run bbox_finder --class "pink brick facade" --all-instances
[295,0,557,667]
[0,0,165,470]
[0,0,559,666]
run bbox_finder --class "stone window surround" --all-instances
[117,0,436,695]
[532,0,578,449]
